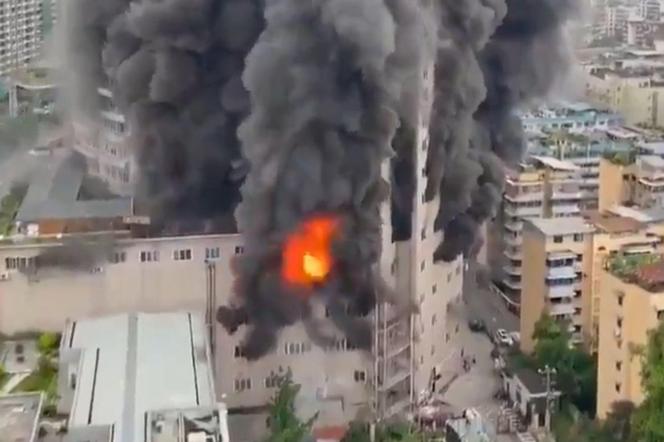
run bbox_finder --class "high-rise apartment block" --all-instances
[0,0,44,77]
[599,154,664,211]
[519,217,594,353]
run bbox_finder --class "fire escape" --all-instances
[373,302,413,421]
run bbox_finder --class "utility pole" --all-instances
[538,365,557,434]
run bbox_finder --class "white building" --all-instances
[58,312,230,442]
[0,0,43,77]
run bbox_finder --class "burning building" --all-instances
[3,0,580,429]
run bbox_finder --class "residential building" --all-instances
[0,24,463,427]
[605,6,629,41]
[0,393,43,442]
[583,211,663,352]
[640,0,661,21]
[73,86,135,196]
[0,0,44,77]
[599,154,664,211]
[521,103,622,134]
[57,312,230,442]
[596,254,664,419]
[501,368,561,432]
[495,156,583,301]
[520,217,594,353]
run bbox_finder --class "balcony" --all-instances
[547,266,576,279]
[504,248,522,261]
[505,204,543,217]
[503,265,522,276]
[503,278,521,291]
[550,303,575,316]
[504,235,522,246]
[547,285,575,299]
[551,204,580,215]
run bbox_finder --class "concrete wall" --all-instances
[520,227,548,354]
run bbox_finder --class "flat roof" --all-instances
[16,150,133,223]
[584,211,645,234]
[526,217,594,236]
[0,393,43,442]
[639,155,664,169]
[530,156,579,171]
[608,205,655,223]
[65,312,216,442]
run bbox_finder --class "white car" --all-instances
[494,328,514,346]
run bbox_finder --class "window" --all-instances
[421,229,426,241]
[285,342,312,355]
[616,361,622,371]
[420,261,425,272]
[140,251,159,262]
[234,346,246,358]
[205,247,220,260]
[553,235,563,243]
[173,249,192,261]
[574,234,584,242]
[431,314,437,326]
[264,374,283,389]
[234,378,252,392]
[110,252,126,264]
[618,295,624,307]
[615,383,622,393]
[432,284,437,295]
[617,317,623,328]
[354,370,367,383]
[235,246,244,255]
[431,345,435,356]
[447,273,452,283]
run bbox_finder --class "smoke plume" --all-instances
[66,0,263,220]
[426,0,578,261]
[220,0,430,359]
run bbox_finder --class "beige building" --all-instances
[0,54,463,426]
[585,67,664,128]
[497,156,582,301]
[520,217,594,353]
[596,254,664,419]
[599,155,664,211]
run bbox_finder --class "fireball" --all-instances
[282,216,339,287]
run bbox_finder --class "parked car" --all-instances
[468,319,486,333]
[494,328,514,346]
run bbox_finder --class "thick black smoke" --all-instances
[67,0,263,220]
[219,0,429,359]
[426,0,578,261]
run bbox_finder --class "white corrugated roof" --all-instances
[527,217,594,236]
[67,312,215,442]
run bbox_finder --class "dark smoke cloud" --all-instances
[425,0,578,261]
[67,0,263,220]
[219,0,428,360]
[28,236,116,275]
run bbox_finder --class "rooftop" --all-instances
[63,312,219,442]
[584,211,645,234]
[526,217,595,237]
[0,393,43,442]
[530,156,580,171]
[15,150,133,223]
[512,368,558,396]
[606,254,664,292]
[639,155,664,169]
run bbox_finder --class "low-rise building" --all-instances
[58,312,230,442]
[596,254,664,419]
[0,393,43,442]
[501,368,561,432]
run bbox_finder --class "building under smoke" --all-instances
[65,0,579,360]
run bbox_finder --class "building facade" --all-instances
[520,217,594,353]
[596,255,664,419]
[0,0,43,77]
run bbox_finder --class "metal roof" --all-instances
[66,312,216,442]
[16,151,133,222]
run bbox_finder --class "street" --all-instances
[0,147,40,202]
[464,261,519,336]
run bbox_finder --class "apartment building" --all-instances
[0,0,43,77]
[496,156,582,301]
[520,217,594,353]
[73,86,135,196]
[585,66,664,128]
[521,104,622,134]
[0,54,462,427]
[599,154,664,211]
[596,254,664,419]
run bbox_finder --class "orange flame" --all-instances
[282,216,339,287]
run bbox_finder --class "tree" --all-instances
[631,321,664,442]
[265,374,316,442]
[341,421,429,442]
[37,332,59,356]
[531,314,598,416]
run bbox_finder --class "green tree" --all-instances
[532,314,598,416]
[631,321,664,442]
[37,332,59,356]
[265,375,316,442]
[342,421,429,442]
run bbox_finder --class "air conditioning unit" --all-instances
[91,266,104,274]
[0,272,10,281]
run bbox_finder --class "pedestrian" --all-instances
[461,347,464,358]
